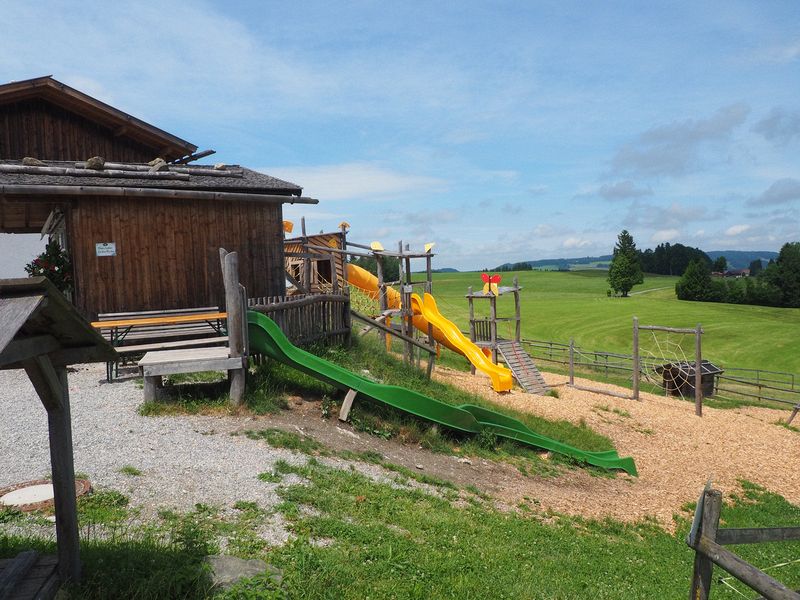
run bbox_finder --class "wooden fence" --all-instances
[687,486,800,599]
[518,337,800,416]
[248,294,351,347]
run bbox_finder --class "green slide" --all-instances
[248,312,637,476]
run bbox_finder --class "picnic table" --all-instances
[91,311,228,381]
[91,312,227,345]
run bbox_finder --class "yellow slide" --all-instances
[410,293,513,392]
[346,263,513,392]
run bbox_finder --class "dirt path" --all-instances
[431,366,799,528]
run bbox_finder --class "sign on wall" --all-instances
[95,242,117,257]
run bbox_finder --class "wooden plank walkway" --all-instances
[497,340,549,395]
[0,552,59,600]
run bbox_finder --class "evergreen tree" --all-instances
[675,259,714,301]
[712,256,727,272]
[748,258,763,276]
[607,230,643,297]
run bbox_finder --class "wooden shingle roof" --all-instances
[0,76,197,160]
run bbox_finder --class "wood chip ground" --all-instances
[433,366,799,529]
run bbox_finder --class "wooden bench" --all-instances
[138,347,246,401]
[93,307,227,381]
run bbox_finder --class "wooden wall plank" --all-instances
[69,196,285,317]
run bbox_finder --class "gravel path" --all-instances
[0,364,310,543]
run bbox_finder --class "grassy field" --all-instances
[426,270,800,374]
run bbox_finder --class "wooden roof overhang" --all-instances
[0,277,117,586]
[0,76,197,161]
[0,185,318,233]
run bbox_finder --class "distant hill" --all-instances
[706,250,778,270]
[494,255,612,271]
[431,267,459,273]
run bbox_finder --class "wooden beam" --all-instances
[715,527,800,546]
[350,310,435,355]
[695,536,800,600]
[223,251,246,406]
[0,334,60,367]
[21,358,81,584]
[0,185,317,205]
[22,355,64,412]
[339,389,357,422]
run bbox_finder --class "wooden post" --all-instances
[695,323,703,417]
[23,357,81,584]
[689,488,722,600]
[301,218,312,294]
[489,294,498,364]
[375,254,387,347]
[633,317,640,401]
[569,338,575,386]
[224,252,246,405]
[468,287,476,375]
[513,276,521,342]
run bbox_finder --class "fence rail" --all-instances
[518,337,800,410]
[248,293,351,347]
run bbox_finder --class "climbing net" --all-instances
[636,322,701,400]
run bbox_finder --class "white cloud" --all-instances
[260,163,446,201]
[533,224,556,237]
[562,237,591,249]
[598,180,653,200]
[650,229,680,243]
[725,224,750,236]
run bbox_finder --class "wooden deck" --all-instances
[0,552,59,600]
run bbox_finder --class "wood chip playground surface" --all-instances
[436,366,800,529]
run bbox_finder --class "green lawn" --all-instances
[426,270,800,374]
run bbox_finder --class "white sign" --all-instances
[95,242,117,257]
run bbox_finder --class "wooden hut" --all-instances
[0,76,316,318]
[655,360,723,398]
[284,227,348,294]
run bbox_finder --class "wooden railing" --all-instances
[248,294,351,347]
[687,486,800,599]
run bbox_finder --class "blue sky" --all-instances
[2,0,799,272]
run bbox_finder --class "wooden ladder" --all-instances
[496,340,549,395]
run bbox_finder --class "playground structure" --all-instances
[467,277,549,395]
[283,220,514,392]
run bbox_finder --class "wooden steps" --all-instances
[0,551,59,600]
[497,341,549,395]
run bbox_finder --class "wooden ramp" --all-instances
[496,340,549,395]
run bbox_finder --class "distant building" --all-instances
[724,269,750,278]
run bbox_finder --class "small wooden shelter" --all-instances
[0,276,116,592]
[0,76,317,319]
[655,360,723,398]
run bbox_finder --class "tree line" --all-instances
[676,242,800,308]
[605,230,800,308]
